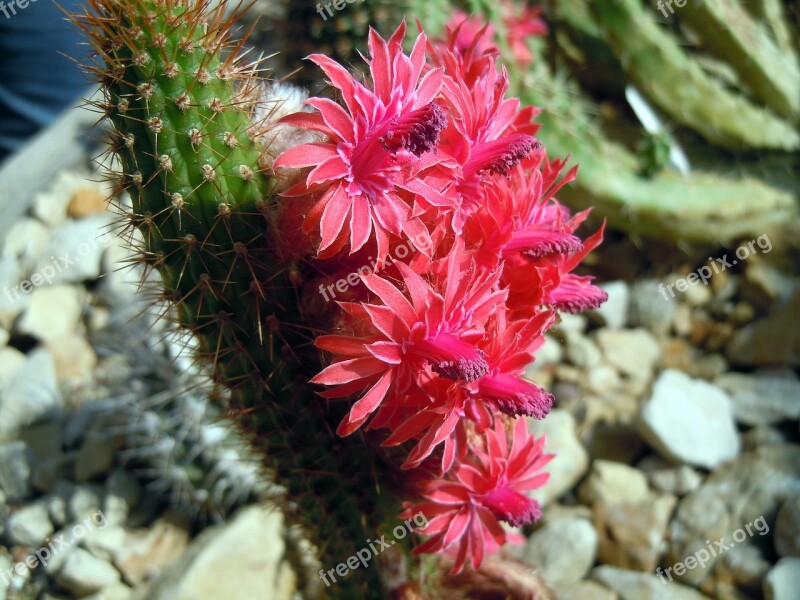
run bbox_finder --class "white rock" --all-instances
[586,365,621,394]
[2,218,50,273]
[46,333,98,382]
[0,348,60,438]
[32,171,104,228]
[0,553,10,600]
[0,441,33,502]
[638,370,740,469]
[592,565,711,599]
[554,580,617,600]
[637,455,703,496]
[579,460,650,505]
[0,255,27,329]
[0,346,26,389]
[524,518,598,584]
[764,557,800,600]
[35,215,114,284]
[528,411,589,506]
[98,238,144,304]
[55,548,121,596]
[565,331,603,369]
[15,284,84,342]
[67,484,104,522]
[5,501,54,546]
[715,371,800,426]
[136,506,289,600]
[593,281,629,329]
[596,328,661,378]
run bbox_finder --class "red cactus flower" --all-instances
[401,418,553,574]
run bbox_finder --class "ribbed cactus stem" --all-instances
[73,1,397,596]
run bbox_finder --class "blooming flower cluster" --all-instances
[274,15,607,574]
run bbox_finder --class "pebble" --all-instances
[0,441,33,502]
[36,215,113,284]
[553,580,617,600]
[0,553,10,600]
[0,255,28,329]
[714,371,800,425]
[114,514,190,585]
[55,547,121,596]
[0,347,26,391]
[638,369,740,469]
[774,494,800,557]
[591,565,711,599]
[714,543,770,588]
[592,281,629,329]
[565,331,603,369]
[667,444,800,586]
[528,410,589,506]
[75,431,116,482]
[67,483,104,522]
[68,187,108,218]
[728,290,800,367]
[104,471,142,527]
[524,517,598,584]
[741,263,797,311]
[16,284,85,343]
[137,507,291,600]
[593,492,676,572]
[47,333,98,383]
[0,348,60,439]
[5,501,54,546]
[743,426,788,450]
[763,557,800,600]
[595,328,661,379]
[637,455,703,496]
[32,171,93,227]
[579,460,650,506]
[628,280,676,334]
[2,217,50,272]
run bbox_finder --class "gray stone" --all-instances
[579,460,650,506]
[775,494,800,557]
[36,215,113,284]
[638,370,740,469]
[554,580,617,600]
[0,255,28,330]
[2,218,50,273]
[104,471,141,527]
[54,548,121,596]
[75,431,116,482]
[628,280,676,334]
[591,565,711,600]
[741,263,798,311]
[68,484,104,522]
[524,518,598,584]
[764,557,800,600]
[0,442,33,502]
[715,371,800,425]
[667,444,799,586]
[528,410,589,506]
[132,507,291,600]
[585,365,621,394]
[715,543,770,588]
[0,348,60,439]
[728,290,800,367]
[595,328,661,379]
[15,284,85,343]
[82,525,127,562]
[637,455,703,496]
[592,281,629,329]
[0,347,25,391]
[594,493,677,573]
[5,501,54,546]
[114,514,190,586]
[744,425,788,450]
[565,331,602,369]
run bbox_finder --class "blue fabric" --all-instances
[0,0,87,164]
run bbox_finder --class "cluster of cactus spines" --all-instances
[73,1,403,596]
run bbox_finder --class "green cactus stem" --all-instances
[72,0,404,596]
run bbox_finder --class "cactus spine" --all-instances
[74,1,399,596]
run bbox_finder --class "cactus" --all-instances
[71,1,612,598]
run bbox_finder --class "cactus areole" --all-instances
[73,0,606,596]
